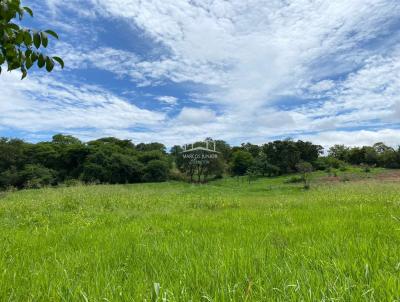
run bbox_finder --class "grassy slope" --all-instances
[0,170,399,301]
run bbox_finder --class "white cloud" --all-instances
[156,96,178,105]
[308,80,336,93]
[2,0,400,147]
[176,107,217,126]
[86,0,400,106]
[300,129,400,148]
[0,72,165,133]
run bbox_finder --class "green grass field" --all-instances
[1,170,400,301]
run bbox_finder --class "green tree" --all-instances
[253,154,280,176]
[379,149,400,169]
[241,143,261,158]
[362,146,378,166]
[214,140,231,162]
[138,150,165,164]
[51,135,88,180]
[295,161,313,189]
[143,160,169,182]
[347,147,366,165]
[18,164,57,189]
[81,148,144,184]
[328,144,350,161]
[231,151,254,176]
[0,137,28,171]
[261,140,301,173]
[0,0,64,78]
[136,142,166,154]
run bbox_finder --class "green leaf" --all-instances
[44,30,59,39]
[52,56,64,69]
[38,54,46,68]
[0,54,4,65]
[23,31,32,46]
[5,47,17,59]
[40,32,48,47]
[31,52,38,63]
[25,56,33,69]
[33,31,41,49]
[7,23,19,31]
[15,31,24,44]
[25,49,32,58]
[45,57,54,72]
[23,6,33,17]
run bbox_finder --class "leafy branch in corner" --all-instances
[0,0,64,79]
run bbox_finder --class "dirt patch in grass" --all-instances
[318,170,400,183]
[320,176,341,183]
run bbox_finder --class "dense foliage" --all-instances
[0,135,170,189]
[0,0,63,78]
[0,135,399,189]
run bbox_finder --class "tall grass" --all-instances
[0,176,399,301]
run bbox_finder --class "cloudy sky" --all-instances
[1,0,400,148]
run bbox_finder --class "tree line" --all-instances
[1,135,399,189]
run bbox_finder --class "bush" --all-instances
[80,152,144,184]
[296,161,313,189]
[0,167,20,189]
[315,157,345,170]
[230,151,254,176]
[18,164,57,189]
[143,160,169,182]
[314,158,329,171]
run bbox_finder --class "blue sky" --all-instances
[1,0,400,147]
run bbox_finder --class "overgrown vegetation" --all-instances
[1,135,399,189]
[0,135,170,189]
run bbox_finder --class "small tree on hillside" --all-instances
[231,150,254,176]
[245,167,258,183]
[295,161,313,189]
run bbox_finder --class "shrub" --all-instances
[295,161,313,189]
[230,151,254,176]
[143,160,169,182]
[18,164,57,189]
[315,157,347,170]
